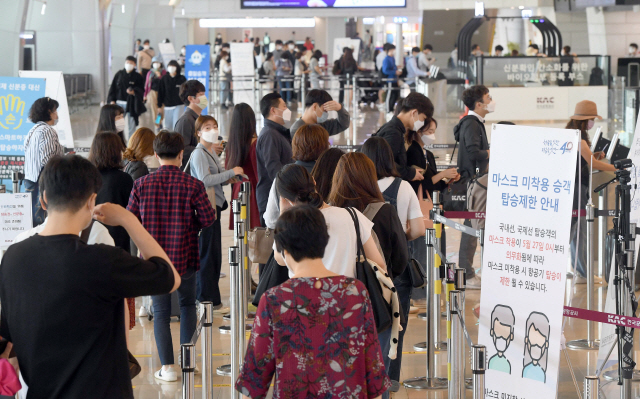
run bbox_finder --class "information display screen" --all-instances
[241,0,406,8]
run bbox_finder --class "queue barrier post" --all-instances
[180,343,196,399]
[300,74,306,111]
[200,302,214,399]
[403,227,447,390]
[235,220,247,358]
[228,246,242,398]
[432,191,446,351]
[448,290,464,399]
[568,203,599,350]
[583,376,599,399]
[471,345,486,399]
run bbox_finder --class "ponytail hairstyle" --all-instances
[276,164,323,209]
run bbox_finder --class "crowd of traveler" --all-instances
[2,31,611,399]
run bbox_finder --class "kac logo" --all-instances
[536,97,554,110]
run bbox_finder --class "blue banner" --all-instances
[0,77,46,180]
[185,45,211,115]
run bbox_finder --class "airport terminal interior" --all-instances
[7,0,640,398]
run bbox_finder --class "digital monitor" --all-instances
[607,135,630,163]
[606,133,619,161]
[590,127,603,152]
[241,0,406,8]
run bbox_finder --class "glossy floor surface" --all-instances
[67,101,627,398]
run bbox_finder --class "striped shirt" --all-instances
[23,122,64,182]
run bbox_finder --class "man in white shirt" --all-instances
[376,43,392,71]
[418,44,434,72]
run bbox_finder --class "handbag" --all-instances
[408,258,426,289]
[442,177,468,212]
[128,351,141,379]
[247,227,274,264]
[252,251,290,307]
[345,207,393,333]
[417,185,434,229]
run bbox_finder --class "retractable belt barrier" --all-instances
[441,209,616,220]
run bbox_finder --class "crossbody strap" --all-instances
[345,207,366,262]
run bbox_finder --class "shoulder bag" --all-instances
[247,227,274,264]
[346,207,402,359]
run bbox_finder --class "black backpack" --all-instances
[381,177,402,209]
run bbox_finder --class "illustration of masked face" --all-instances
[491,319,513,354]
[527,324,548,363]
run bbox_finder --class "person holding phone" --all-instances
[190,115,243,313]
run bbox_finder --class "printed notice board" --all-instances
[185,45,210,115]
[0,77,46,181]
[477,124,578,399]
[0,193,32,248]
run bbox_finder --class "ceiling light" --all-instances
[200,18,316,28]
[182,7,185,15]
[122,4,125,13]
[41,2,46,15]
[518,5,524,9]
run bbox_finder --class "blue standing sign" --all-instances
[0,77,46,180]
[185,45,211,115]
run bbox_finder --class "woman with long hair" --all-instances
[123,127,157,181]
[328,152,408,399]
[311,147,344,201]
[309,50,323,89]
[566,101,614,281]
[226,103,260,229]
[96,104,126,145]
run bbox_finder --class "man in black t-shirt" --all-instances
[0,155,180,399]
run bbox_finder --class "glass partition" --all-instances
[476,55,610,88]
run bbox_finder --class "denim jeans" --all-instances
[23,179,45,227]
[458,219,477,279]
[116,100,137,142]
[152,269,197,365]
[163,105,185,131]
[388,266,412,382]
[219,79,231,106]
[378,327,392,399]
[278,77,292,102]
[197,206,222,305]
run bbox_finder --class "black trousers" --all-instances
[196,206,222,306]
[386,81,399,113]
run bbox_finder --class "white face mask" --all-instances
[201,128,218,143]
[167,66,177,74]
[197,95,208,110]
[529,344,544,361]
[494,336,509,352]
[181,48,186,55]
[421,134,435,144]
[153,63,161,70]
[412,113,424,132]
[52,118,59,126]
[143,44,150,50]
[277,45,283,50]
[288,44,295,51]
[124,63,135,73]
[281,108,292,122]
[587,119,595,130]
[630,47,636,54]
[115,118,126,132]
[318,111,329,123]
[485,100,496,113]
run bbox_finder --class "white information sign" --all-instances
[157,42,176,64]
[18,71,74,149]
[0,193,32,248]
[628,113,640,225]
[332,38,361,62]
[230,43,256,110]
[478,124,578,399]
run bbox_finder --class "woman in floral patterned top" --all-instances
[236,205,390,399]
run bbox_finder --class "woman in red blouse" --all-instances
[226,103,260,230]
[236,205,390,399]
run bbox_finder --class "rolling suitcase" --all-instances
[146,291,181,321]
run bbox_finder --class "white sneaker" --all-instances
[220,272,227,278]
[466,275,482,290]
[138,306,148,317]
[154,367,177,382]
[213,305,230,314]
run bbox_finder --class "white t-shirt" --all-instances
[275,206,374,278]
[377,176,423,232]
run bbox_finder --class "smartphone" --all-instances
[237,173,249,180]
[155,114,162,124]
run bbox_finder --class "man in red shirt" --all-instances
[127,131,215,382]
[304,37,314,52]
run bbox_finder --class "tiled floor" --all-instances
[67,101,629,398]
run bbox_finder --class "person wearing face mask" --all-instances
[256,93,293,223]
[97,103,127,146]
[107,56,145,140]
[566,101,615,283]
[454,85,492,289]
[628,43,639,57]
[273,39,284,64]
[23,97,64,227]
[218,51,233,109]
[276,51,294,104]
[488,305,515,374]
[174,80,215,169]
[418,44,434,72]
[144,56,166,130]
[263,32,271,55]
[189,116,243,314]
[178,46,186,67]
[522,312,550,382]
[373,92,431,183]
[405,47,429,87]
[381,44,403,113]
[289,89,350,137]
[158,60,187,131]
[136,39,155,78]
